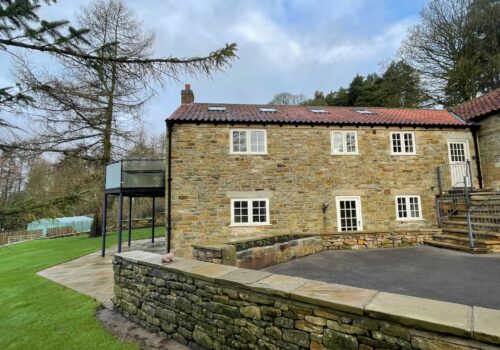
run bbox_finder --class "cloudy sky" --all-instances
[1,0,428,135]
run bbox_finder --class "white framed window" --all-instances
[230,198,270,226]
[335,196,363,231]
[331,131,358,155]
[230,129,267,154]
[395,195,422,221]
[391,131,416,155]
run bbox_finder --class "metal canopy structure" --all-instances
[101,159,166,256]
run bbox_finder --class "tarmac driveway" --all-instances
[263,246,500,310]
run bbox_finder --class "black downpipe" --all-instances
[167,121,173,253]
[471,127,483,189]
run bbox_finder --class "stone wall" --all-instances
[168,123,477,256]
[113,251,500,350]
[478,114,500,190]
[192,230,437,269]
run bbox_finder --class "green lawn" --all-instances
[0,227,164,350]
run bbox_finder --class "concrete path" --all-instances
[37,238,166,308]
[263,246,500,310]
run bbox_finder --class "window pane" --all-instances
[250,131,265,153]
[397,197,407,218]
[232,131,247,152]
[233,201,248,223]
[392,133,402,153]
[332,132,343,153]
[345,132,356,153]
[404,133,414,153]
[252,200,267,223]
[409,197,420,218]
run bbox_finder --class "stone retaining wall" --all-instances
[113,251,500,350]
[192,230,437,268]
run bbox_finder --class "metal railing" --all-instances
[469,193,500,240]
[436,177,470,227]
[437,161,473,195]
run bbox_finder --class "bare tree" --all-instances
[7,0,237,235]
[401,0,500,105]
[268,92,307,105]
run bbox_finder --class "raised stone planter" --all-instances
[113,251,500,350]
[192,230,437,269]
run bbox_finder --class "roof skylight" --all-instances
[353,109,376,115]
[207,106,226,111]
[310,108,327,113]
[259,107,277,112]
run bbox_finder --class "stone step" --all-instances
[432,234,500,246]
[424,240,489,253]
[441,227,500,237]
[441,220,500,231]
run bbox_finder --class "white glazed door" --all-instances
[336,197,363,231]
[448,140,471,187]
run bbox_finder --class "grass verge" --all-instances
[0,227,164,350]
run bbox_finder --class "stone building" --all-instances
[163,85,499,256]
[454,88,500,191]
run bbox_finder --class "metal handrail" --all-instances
[469,192,500,239]
[436,161,473,195]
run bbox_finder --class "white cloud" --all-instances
[0,0,425,136]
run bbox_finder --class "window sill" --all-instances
[331,153,359,156]
[396,218,425,222]
[229,152,268,156]
[229,223,271,227]
[390,153,417,156]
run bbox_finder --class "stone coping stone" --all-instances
[115,251,161,263]
[115,252,500,345]
[191,243,229,251]
[290,280,377,316]
[216,269,271,288]
[365,292,472,337]
[168,260,238,282]
[250,274,309,298]
[473,307,500,345]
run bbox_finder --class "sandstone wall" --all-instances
[192,230,437,269]
[478,114,500,190]
[168,123,476,256]
[113,252,500,350]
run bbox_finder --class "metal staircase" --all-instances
[428,162,500,253]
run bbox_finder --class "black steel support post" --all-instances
[101,193,108,257]
[128,196,132,246]
[152,196,155,243]
[118,192,124,253]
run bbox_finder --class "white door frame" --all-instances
[447,139,471,187]
[335,196,363,232]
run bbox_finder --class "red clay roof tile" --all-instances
[167,103,467,127]
[453,88,500,121]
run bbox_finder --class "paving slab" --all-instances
[37,237,166,304]
[365,292,472,337]
[290,280,377,316]
[473,307,500,345]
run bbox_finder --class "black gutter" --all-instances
[471,126,483,189]
[166,120,173,253]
